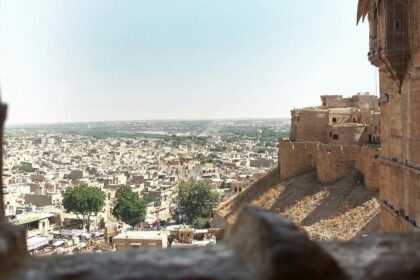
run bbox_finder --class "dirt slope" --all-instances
[213,168,380,240]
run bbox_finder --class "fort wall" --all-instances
[279,141,316,180]
[379,205,400,232]
[355,146,380,191]
[329,125,367,145]
[290,110,329,143]
[316,144,360,184]
[279,140,380,188]
[320,93,378,110]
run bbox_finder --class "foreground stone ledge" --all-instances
[0,223,27,277]
[2,206,420,279]
[322,233,420,280]
[10,246,250,280]
[226,206,347,279]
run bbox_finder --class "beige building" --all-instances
[14,212,60,238]
[112,231,168,251]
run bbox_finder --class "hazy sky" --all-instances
[0,0,376,125]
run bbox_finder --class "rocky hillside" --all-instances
[212,168,380,240]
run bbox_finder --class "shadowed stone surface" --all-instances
[0,223,27,277]
[226,206,348,279]
[10,246,251,280]
[322,233,420,280]
[2,207,420,280]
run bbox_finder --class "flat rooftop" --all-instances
[15,212,58,225]
[113,231,166,240]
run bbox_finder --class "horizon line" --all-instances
[6,116,291,127]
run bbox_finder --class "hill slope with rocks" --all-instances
[212,168,380,240]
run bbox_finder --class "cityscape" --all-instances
[4,119,288,254]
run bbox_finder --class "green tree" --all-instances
[200,156,215,164]
[62,185,105,232]
[178,179,220,224]
[257,147,266,154]
[112,186,147,225]
[143,194,158,204]
[18,164,34,173]
[192,217,210,229]
[210,145,226,152]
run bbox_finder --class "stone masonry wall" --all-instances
[290,110,329,143]
[279,141,317,180]
[355,146,380,191]
[329,125,367,145]
[361,0,420,232]
[279,140,380,187]
[316,145,360,184]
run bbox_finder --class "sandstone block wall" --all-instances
[321,95,351,108]
[316,145,360,184]
[279,140,380,187]
[279,141,317,180]
[329,125,367,145]
[290,110,329,143]
[406,74,420,167]
[380,205,401,232]
[361,0,420,232]
[352,94,379,110]
[321,94,378,110]
[328,109,353,125]
[378,159,420,231]
[379,160,404,209]
[355,146,380,191]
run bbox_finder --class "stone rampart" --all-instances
[279,140,380,187]
[355,146,380,191]
[290,110,329,143]
[316,144,360,184]
[279,141,317,180]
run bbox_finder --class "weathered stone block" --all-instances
[226,206,348,279]
[0,223,27,277]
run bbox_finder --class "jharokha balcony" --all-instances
[367,37,386,69]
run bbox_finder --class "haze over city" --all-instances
[0,0,376,125]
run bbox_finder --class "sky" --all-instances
[0,0,376,125]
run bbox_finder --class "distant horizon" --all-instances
[6,116,291,128]
[0,0,376,124]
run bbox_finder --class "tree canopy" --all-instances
[177,179,220,224]
[62,185,105,231]
[112,186,147,225]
